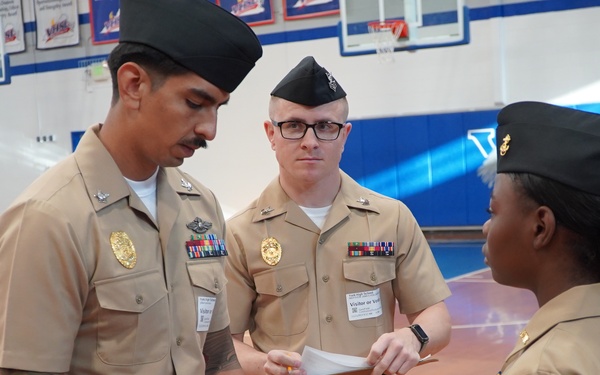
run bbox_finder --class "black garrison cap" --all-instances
[496,101,600,195]
[119,0,263,93]
[271,56,346,106]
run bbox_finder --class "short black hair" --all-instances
[107,42,190,104]
[510,172,600,282]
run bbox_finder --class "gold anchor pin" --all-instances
[519,330,529,345]
[499,134,511,156]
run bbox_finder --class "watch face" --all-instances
[411,324,429,341]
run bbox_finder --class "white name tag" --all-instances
[346,288,382,321]
[197,296,216,331]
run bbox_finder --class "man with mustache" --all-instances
[0,0,262,374]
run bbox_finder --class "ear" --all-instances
[116,62,151,110]
[264,120,276,150]
[532,205,557,249]
[340,122,352,152]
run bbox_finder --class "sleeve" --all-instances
[392,202,451,314]
[224,217,257,335]
[0,199,88,372]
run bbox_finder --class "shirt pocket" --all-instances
[343,258,396,328]
[95,269,169,365]
[254,264,309,336]
[187,259,229,331]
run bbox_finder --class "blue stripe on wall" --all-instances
[340,103,600,227]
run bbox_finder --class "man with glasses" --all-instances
[224,56,451,375]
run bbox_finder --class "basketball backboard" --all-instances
[338,0,469,57]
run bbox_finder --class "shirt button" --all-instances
[325,315,333,323]
[135,295,143,304]
[370,273,377,282]
[176,338,182,346]
[318,238,325,244]
[322,275,330,282]
[276,285,283,292]
[214,279,220,289]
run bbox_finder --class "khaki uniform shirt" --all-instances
[225,171,451,356]
[0,124,230,374]
[500,283,600,374]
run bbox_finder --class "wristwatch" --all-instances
[409,324,429,353]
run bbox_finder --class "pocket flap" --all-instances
[187,260,228,295]
[95,269,167,313]
[343,258,396,286]
[255,264,308,297]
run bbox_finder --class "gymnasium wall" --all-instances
[1,0,600,228]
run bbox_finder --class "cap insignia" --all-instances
[499,134,511,156]
[326,71,337,92]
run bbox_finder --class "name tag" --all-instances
[346,289,382,321]
[196,296,216,331]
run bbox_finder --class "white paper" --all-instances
[301,346,372,375]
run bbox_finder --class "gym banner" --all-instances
[282,0,339,20]
[0,0,25,54]
[34,0,79,49]
[89,0,119,45]
[220,0,274,27]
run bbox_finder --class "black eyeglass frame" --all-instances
[271,120,346,141]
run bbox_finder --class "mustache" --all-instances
[185,138,208,149]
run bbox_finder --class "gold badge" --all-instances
[499,134,511,156]
[261,237,282,266]
[110,231,137,269]
[519,330,529,345]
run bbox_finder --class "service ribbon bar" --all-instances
[186,233,228,259]
[347,241,394,256]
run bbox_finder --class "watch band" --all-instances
[409,324,429,353]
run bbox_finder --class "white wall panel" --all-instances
[1,6,600,216]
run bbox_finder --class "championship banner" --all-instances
[0,0,25,53]
[220,0,274,27]
[34,0,79,49]
[282,0,339,20]
[89,0,119,45]
[0,17,12,85]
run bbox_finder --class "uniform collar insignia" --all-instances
[94,190,110,203]
[187,217,212,234]
[519,330,529,345]
[181,178,193,191]
[356,197,370,206]
[260,206,274,215]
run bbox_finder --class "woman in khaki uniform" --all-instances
[482,101,600,374]
[225,56,452,375]
[0,0,262,373]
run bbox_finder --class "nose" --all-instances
[300,127,320,148]
[482,219,490,237]
[195,113,218,141]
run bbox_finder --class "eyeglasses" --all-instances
[271,120,345,141]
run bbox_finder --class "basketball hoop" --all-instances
[367,20,407,63]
